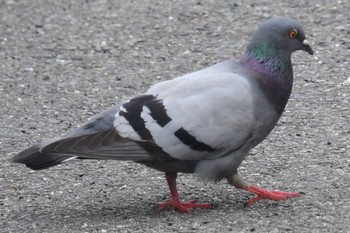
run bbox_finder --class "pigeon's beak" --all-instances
[302,39,313,55]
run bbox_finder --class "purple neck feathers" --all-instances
[239,52,294,115]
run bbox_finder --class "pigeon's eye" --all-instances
[288,29,298,39]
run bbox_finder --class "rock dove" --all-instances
[12,16,313,212]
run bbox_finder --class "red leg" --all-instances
[157,172,212,212]
[228,174,302,206]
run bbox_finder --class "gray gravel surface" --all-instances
[1,0,349,232]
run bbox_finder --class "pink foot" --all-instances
[243,185,302,206]
[159,172,212,213]
[158,199,212,213]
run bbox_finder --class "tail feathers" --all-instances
[12,144,74,170]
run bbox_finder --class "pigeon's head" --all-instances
[247,16,313,59]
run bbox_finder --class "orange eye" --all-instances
[288,29,298,39]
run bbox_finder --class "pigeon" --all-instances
[12,16,313,212]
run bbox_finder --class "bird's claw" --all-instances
[244,185,302,206]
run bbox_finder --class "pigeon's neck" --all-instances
[243,42,293,76]
[239,46,294,115]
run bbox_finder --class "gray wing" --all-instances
[12,103,170,170]
[142,68,255,161]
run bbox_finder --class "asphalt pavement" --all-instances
[1,0,349,232]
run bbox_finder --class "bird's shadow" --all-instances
[21,197,223,226]
[22,195,265,226]
[8,190,297,233]
[32,196,273,221]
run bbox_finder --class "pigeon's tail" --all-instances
[12,128,167,170]
[11,144,74,170]
[12,104,123,170]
